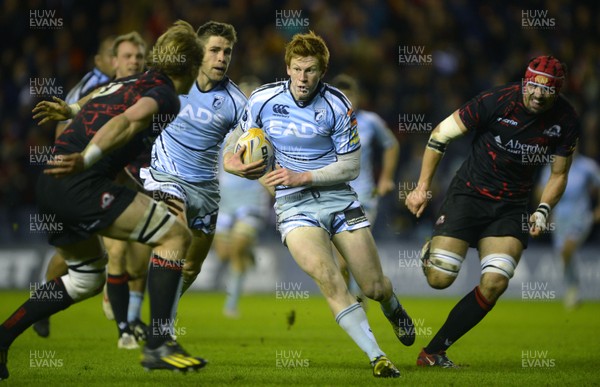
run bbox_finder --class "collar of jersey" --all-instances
[196,77,228,94]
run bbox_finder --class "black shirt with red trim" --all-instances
[54,69,179,179]
[455,82,579,203]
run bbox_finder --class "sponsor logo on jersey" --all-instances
[494,135,549,155]
[272,104,290,117]
[435,215,445,226]
[179,103,225,125]
[496,117,519,126]
[267,120,318,138]
[543,125,561,137]
[212,95,224,110]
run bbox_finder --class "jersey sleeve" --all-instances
[331,103,360,155]
[554,107,579,157]
[458,90,494,132]
[143,84,180,117]
[240,94,261,133]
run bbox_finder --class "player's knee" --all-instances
[425,272,455,289]
[362,282,385,301]
[62,253,108,302]
[424,247,464,287]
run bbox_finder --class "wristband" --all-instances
[82,143,102,169]
[535,203,551,218]
[68,103,81,117]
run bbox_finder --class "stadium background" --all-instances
[0,0,598,297]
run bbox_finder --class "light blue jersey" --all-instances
[540,154,600,247]
[351,110,396,207]
[541,155,600,220]
[152,77,247,182]
[241,80,360,197]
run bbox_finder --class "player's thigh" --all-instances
[98,192,188,248]
[430,235,470,256]
[477,236,523,263]
[56,236,105,261]
[332,228,384,284]
[286,227,338,278]
[212,232,231,261]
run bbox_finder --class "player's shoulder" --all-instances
[220,77,248,106]
[555,94,578,118]
[247,81,287,108]
[251,81,286,99]
[477,82,521,101]
[321,83,352,110]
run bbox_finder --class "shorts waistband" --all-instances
[277,183,349,204]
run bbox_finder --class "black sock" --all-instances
[107,273,130,335]
[0,278,73,348]
[146,254,183,349]
[425,286,494,354]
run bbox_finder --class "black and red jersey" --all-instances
[54,69,179,179]
[454,82,579,203]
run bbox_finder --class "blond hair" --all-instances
[146,20,203,80]
[284,31,329,72]
[112,31,147,56]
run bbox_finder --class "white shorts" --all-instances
[275,184,370,244]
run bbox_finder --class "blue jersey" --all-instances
[540,154,600,220]
[65,68,112,104]
[151,77,247,183]
[241,80,360,197]
[351,110,396,200]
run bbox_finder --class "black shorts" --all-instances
[36,170,137,246]
[432,179,529,249]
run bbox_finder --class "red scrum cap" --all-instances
[524,56,565,92]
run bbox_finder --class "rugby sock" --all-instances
[146,255,183,349]
[336,303,385,360]
[128,291,144,323]
[425,286,494,354]
[379,293,401,319]
[0,278,73,348]
[564,260,579,287]
[224,269,244,313]
[107,273,130,335]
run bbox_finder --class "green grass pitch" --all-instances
[1,291,599,386]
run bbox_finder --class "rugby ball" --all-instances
[235,128,274,168]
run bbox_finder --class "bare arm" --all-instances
[405,110,468,218]
[529,154,573,237]
[377,139,399,196]
[45,97,158,177]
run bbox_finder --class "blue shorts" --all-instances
[275,184,370,243]
[140,167,219,234]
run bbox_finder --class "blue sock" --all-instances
[128,291,144,323]
[336,303,384,360]
[224,270,244,312]
[564,259,579,287]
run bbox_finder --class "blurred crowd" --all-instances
[1,0,599,243]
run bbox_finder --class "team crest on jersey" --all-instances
[435,215,445,226]
[100,192,115,210]
[543,125,561,137]
[212,95,225,110]
[314,108,326,123]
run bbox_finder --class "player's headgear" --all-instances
[524,56,565,92]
